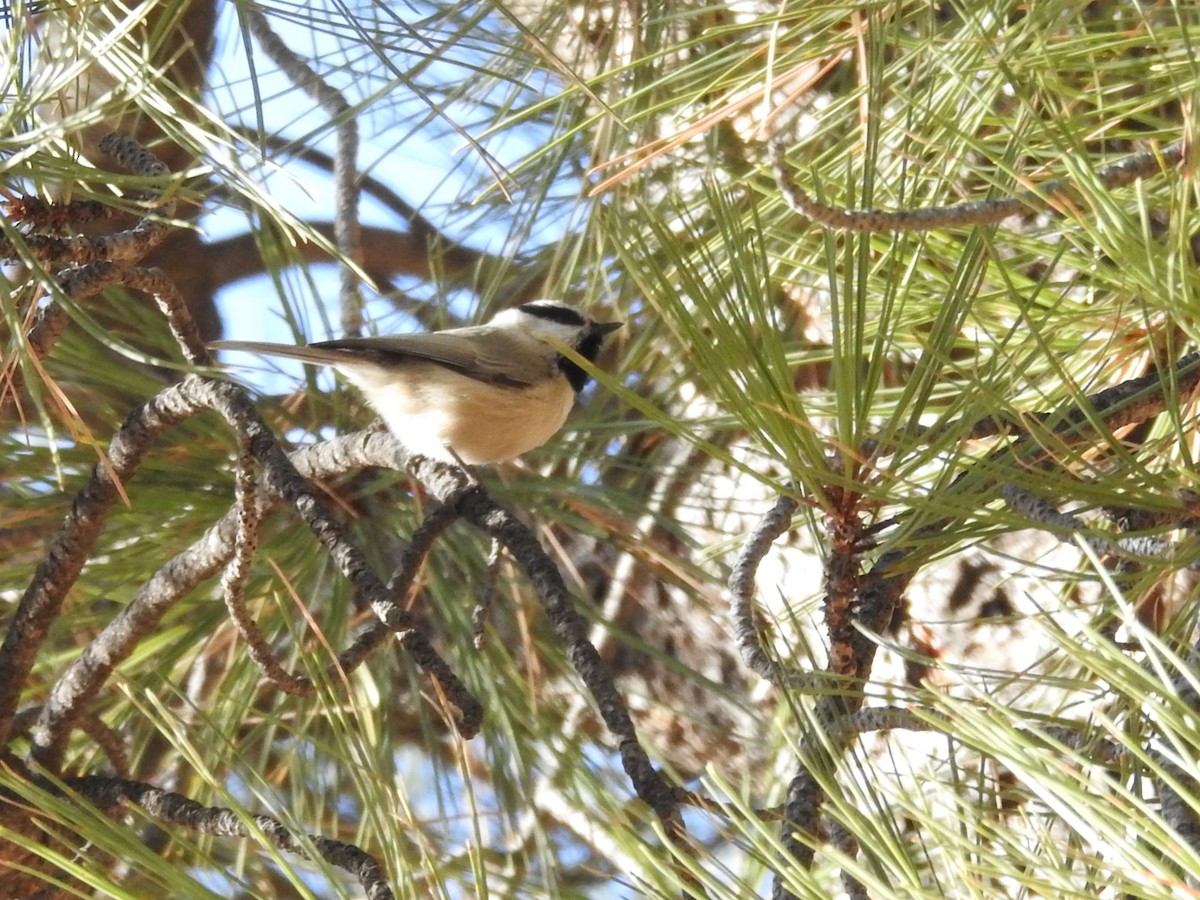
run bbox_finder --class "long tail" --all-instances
[208,340,350,367]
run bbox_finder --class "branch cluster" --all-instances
[0,126,687,893]
[719,137,1200,897]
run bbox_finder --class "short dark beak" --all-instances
[594,320,623,337]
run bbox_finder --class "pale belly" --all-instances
[345,366,576,465]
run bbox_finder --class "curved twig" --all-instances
[68,775,393,899]
[772,138,1185,233]
[728,490,801,684]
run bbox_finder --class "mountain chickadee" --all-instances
[211,301,622,465]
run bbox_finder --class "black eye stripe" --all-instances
[575,331,609,363]
[519,302,588,327]
[556,324,618,392]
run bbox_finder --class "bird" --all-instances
[210,300,622,465]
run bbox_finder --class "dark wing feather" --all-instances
[307,327,545,387]
[213,327,552,388]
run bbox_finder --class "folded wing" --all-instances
[210,327,541,388]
